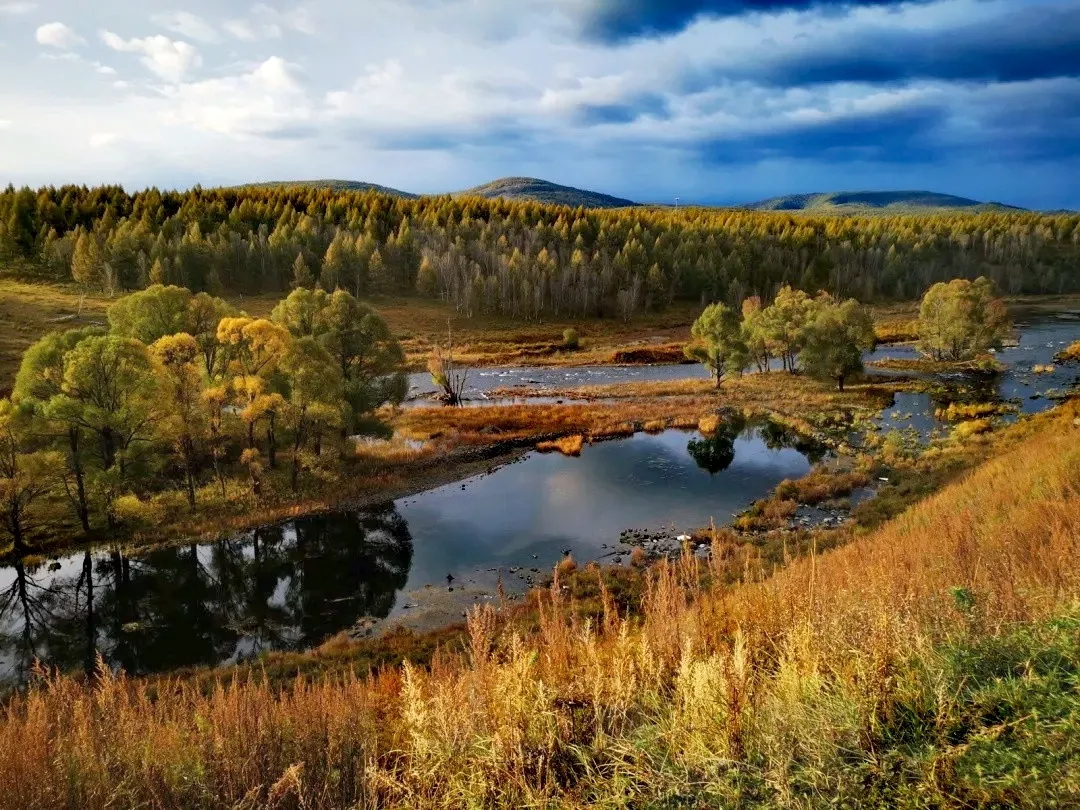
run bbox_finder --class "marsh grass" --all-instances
[536,435,584,456]
[2,401,1078,808]
[1055,340,1080,363]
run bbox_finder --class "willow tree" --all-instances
[916,277,1011,362]
[109,284,234,376]
[12,327,104,531]
[150,333,209,509]
[216,317,292,449]
[50,335,159,473]
[801,298,876,391]
[0,400,59,555]
[272,288,406,432]
[280,337,343,491]
[687,302,748,387]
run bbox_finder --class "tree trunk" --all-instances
[83,550,99,684]
[100,427,117,470]
[290,421,305,493]
[837,375,845,392]
[68,427,91,532]
[267,414,277,470]
[9,504,27,557]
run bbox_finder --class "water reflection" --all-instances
[0,505,412,687]
[687,432,738,475]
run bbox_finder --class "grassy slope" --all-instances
[1,400,1077,808]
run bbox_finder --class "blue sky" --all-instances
[0,0,1077,208]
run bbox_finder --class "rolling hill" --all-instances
[743,190,1026,213]
[235,177,637,208]
[239,179,418,198]
[454,177,638,208]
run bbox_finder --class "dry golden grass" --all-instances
[1056,340,1080,363]
[536,434,584,456]
[0,278,110,392]
[935,401,1009,422]
[2,400,1076,808]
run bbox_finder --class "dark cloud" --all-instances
[680,4,1080,88]
[579,0,934,42]
[696,101,945,164]
[967,81,1080,162]
[573,93,670,125]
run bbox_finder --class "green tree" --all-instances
[416,256,437,297]
[216,317,292,449]
[916,277,1011,362]
[50,335,160,472]
[272,288,406,432]
[740,296,772,373]
[150,333,209,509]
[766,285,824,372]
[0,399,59,555]
[107,284,193,344]
[71,231,104,289]
[801,298,876,391]
[12,327,104,531]
[280,337,343,491]
[291,254,315,289]
[686,302,748,387]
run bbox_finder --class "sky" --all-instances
[0,0,1077,208]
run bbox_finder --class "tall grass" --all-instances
[2,402,1078,808]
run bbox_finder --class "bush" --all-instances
[562,327,580,350]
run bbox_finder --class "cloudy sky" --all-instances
[0,0,1077,208]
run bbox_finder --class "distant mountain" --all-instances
[743,190,1027,213]
[240,179,418,198]
[455,177,638,209]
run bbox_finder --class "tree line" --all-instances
[1,184,1078,320]
[0,284,406,555]
[687,277,1011,390]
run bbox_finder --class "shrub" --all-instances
[562,328,580,350]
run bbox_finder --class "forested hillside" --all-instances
[456,177,638,209]
[239,180,418,198]
[1,184,1077,320]
[744,190,1026,213]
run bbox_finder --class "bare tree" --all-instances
[428,320,469,405]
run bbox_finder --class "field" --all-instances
[1,399,1076,808]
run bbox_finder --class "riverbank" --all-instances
[3,368,899,563]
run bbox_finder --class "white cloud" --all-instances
[0,119,12,129]
[225,3,316,41]
[223,20,257,41]
[153,11,219,43]
[161,56,311,137]
[89,132,118,148]
[101,32,201,82]
[95,64,117,75]
[36,22,85,49]
[0,2,36,14]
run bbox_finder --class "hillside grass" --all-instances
[2,399,1077,808]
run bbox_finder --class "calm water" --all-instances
[874,315,1080,437]
[406,362,710,400]
[0,419,821,687]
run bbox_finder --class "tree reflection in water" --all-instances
[0,504,413,687]
[688,413,830,476]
